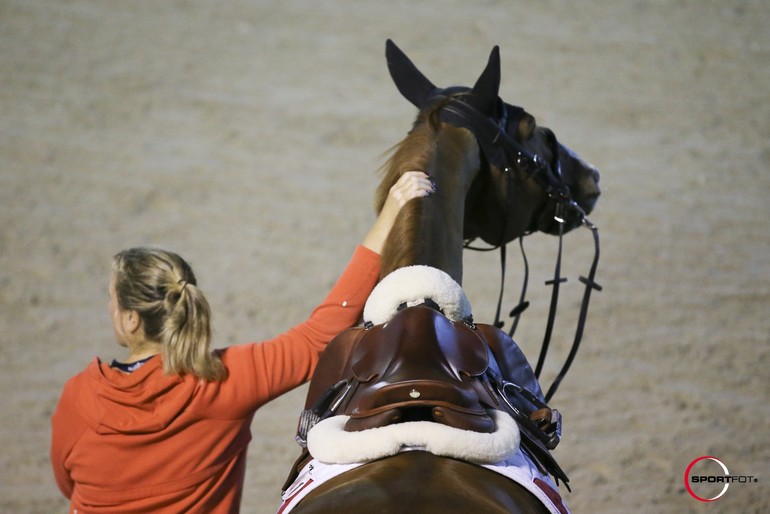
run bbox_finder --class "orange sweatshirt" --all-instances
[51,246,380,513]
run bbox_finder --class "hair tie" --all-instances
[178,279,189,293]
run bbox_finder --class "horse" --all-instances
[280,40,600,514]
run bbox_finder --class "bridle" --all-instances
[438,96,570,223]
[434,94,603,402]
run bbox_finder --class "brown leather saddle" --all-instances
[288,304,569,489]
[345,304,496,432]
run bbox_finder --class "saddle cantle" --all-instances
[290,303,569,490]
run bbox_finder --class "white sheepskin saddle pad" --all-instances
[363,265,472,325]
[307,410,520,465]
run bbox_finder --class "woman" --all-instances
[51,171,434,513]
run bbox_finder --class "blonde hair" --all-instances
[112,247,226,381]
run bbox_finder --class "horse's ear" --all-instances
[469,46,501,115]
[386,39,437,109]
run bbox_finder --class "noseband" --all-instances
[433,95,602,402]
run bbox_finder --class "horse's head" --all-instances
[385,39,600,246]
[497,112,601,237]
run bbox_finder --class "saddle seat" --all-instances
[344,305,496,433]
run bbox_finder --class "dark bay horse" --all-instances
[284,40,599,514]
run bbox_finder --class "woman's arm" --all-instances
[50,379,85,499]
[362,171,434,253]
[228,172,434,407]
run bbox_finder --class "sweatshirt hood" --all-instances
[74,357,199,435]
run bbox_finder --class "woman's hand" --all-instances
[362,171,434,254]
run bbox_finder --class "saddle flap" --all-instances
[476,323,545,403]
[304,326,366,410]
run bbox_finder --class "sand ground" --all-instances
[1,1,768,512]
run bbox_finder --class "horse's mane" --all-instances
[376,111,437,211]
[375,94,469,211]
[374,96,471,279]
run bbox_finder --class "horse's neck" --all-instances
[379,126,479,283]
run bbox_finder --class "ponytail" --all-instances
[112,247,227,382]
